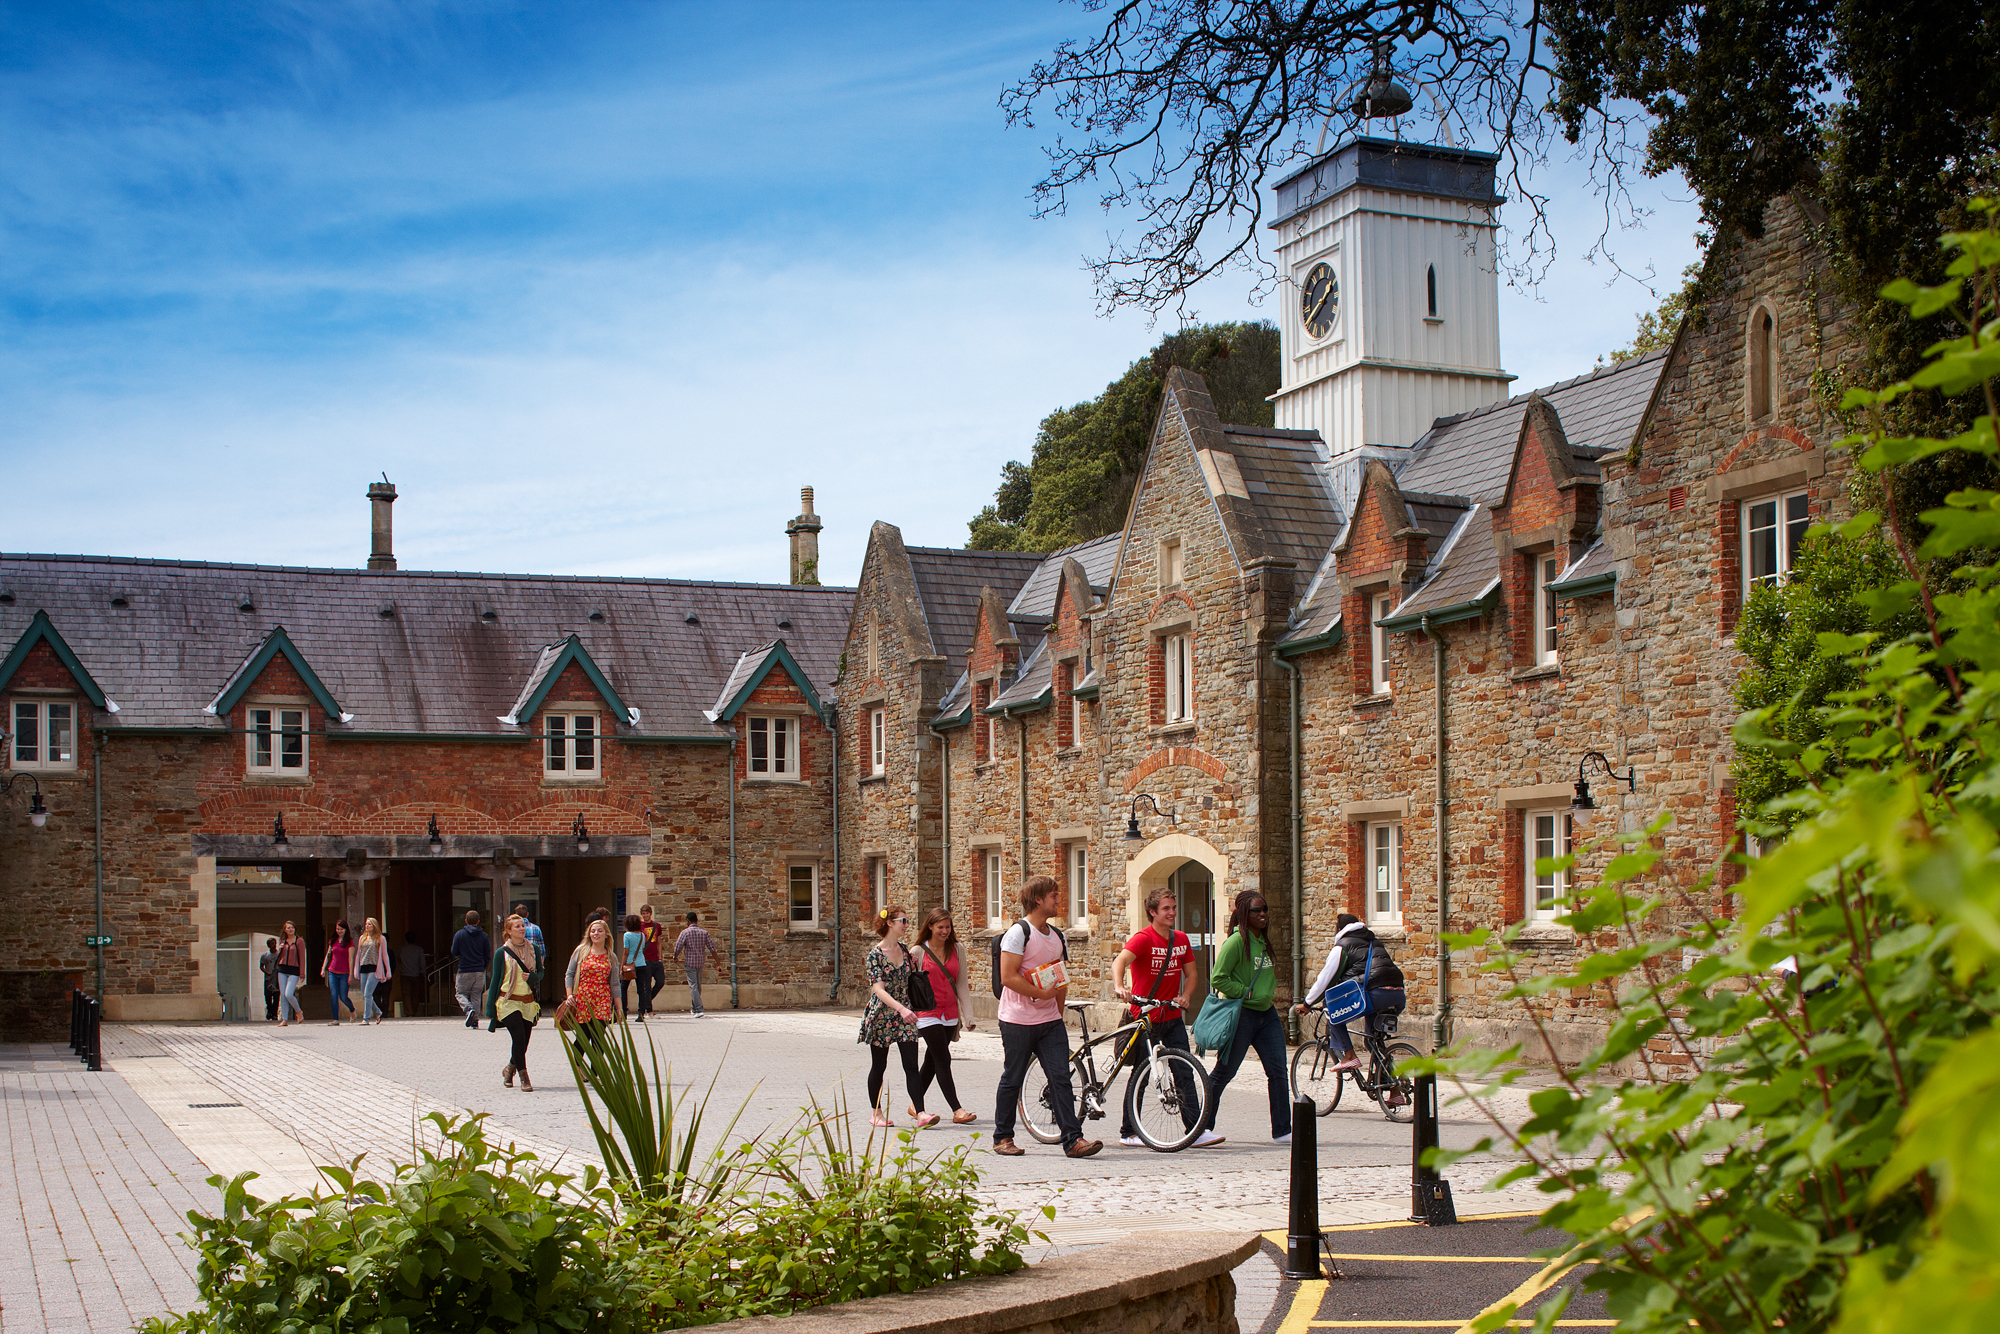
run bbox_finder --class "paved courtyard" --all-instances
[3,1010,1558,1331]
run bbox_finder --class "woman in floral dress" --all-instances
[856,905,933,1128]
[565,917,622,1039]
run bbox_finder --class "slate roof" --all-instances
[1005,534,1121,624]
[0,554,853,738]
[1395,349,1667,505]
[1551,540,1616,596]
[934,670,972,725]
[1211,426,1346,572]
[903,547,1045,660]
[1381,506,1501,626]
[989,637,1053,713]
[1280,546,1346,648]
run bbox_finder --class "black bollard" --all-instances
[1409,1072,1457,1225]
[1283,1095,1325,1278]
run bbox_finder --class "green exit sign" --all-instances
[85,935,113,947]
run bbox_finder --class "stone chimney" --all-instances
[786,486,822,585]
[367,477,398,570]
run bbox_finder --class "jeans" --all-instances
[685,965,704,1014]
[328,972,354,1020]
[995,1019,1082,1149]
[645,961,666,1009]
[278,972,303,1022]
[263,983,278,1021]
[1326,1007,1390,1055]
[1119,1015,1201,1138]
[455,971,486,1019]
[1204,1004,1292,1138]
[360,972,382,1021]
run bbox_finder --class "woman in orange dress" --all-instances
[564,917,622,1037]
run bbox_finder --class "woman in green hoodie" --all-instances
[1202,891,1292,1142]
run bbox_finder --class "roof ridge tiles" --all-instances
[1421,345,1670,434]
[0,552,856,592]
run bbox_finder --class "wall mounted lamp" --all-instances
[271,812,290,848]
[573,813,591,855]
[1,775,48,828]
[1573,751,1637,810]
[426,813,443,855]
[1124,792,1177,841]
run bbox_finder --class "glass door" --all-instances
[1170,864,1215,975]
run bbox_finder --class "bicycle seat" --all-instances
[1065,1001,1093,1012]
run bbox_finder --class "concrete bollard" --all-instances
[1284,1095,1325,1278]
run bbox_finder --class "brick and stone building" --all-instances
[1,488,853,1031]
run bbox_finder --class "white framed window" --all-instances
[870,857,888,913]
[1744,490,1810,593]
[1533,555,1563,666]
[544,711,598,778]
[1370,593,1394,694]
[747,714,799,779]
[11,700,76,772]
[1159,539,1184,589]
[1067,843,1088,923]
[247,705,307,775]
[788,863,819,929]
[1072,690,1086,748]
[1366,821,1402,926]
[1529,809,1573,921]
[1162,634,1193,722]
[985,850,1004,922]
[868,707,886,777]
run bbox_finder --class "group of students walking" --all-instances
[257,917,403,1027]
[856,873,1404,1154]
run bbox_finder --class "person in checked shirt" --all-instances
[672,912,714,1017]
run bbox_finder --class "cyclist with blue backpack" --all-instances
[1294,913,1406,1073]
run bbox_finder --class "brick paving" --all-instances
[5,1012,1557,1332]
[0,1045,213,1334]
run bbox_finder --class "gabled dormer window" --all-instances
[545,711,598,778]
[12,700,76,772]
[1370,593,1395,694]
[747,714,799,780]
[247,704,307,775]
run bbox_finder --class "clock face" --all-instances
[1300,261,1338,338]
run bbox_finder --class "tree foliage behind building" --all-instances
[967,321,1279,552]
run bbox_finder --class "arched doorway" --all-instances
[1125,833,1230,976]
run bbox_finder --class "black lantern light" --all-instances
[1573,751,1637,810]
[426,813,443,855]
[271,812,290,848]
[573,813,591,855]
[2,775,48,828]
[1124,792,1177,841]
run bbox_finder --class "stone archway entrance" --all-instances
[1124,833,1231,976]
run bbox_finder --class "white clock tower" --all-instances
[1267,136,1513,474]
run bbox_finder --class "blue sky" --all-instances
[1,2,1701,586]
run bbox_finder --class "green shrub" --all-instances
[138,1113,635,1334]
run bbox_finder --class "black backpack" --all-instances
[1334,928,1405,990]
[990,919,1069,998]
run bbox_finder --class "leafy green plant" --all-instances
[137,1113,634,1334]
[1422,200,2000,1334]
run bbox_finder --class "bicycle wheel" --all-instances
[1377,1041,1421,1123]
[1290,1037,1344,1116]
[1018,1057,1081,1144]
[1125,1047,1212,1152]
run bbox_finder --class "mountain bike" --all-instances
[1018,1000,1212,1151]
[1289,1004,1419,1123]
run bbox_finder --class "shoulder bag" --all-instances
[1321,945,1374,1025]
[1191,991,1242,1056]
[905,946,937,1011]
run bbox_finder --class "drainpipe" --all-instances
[1017,714,1029,888]
[1278,654,1304,1042]
[828,707,842,1003]
[938,730,952,911]
[729,733,739,1010]
[94,733,105,1004]
[1423,613,1450,1051]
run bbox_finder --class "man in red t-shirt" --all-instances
[637,904,667,1015]
[1112,886,1225,1148]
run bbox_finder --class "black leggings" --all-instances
[501,1012,533,1074]
[867,1041,922,1113]
[912,1025,961,1111]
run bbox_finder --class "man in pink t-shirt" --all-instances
[992,875,1101,1158]
[1112,887,1224,1148]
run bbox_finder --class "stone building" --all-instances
[0,487,853,1031]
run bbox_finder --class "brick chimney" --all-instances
[367,477,397,570]
[787,486,822,585]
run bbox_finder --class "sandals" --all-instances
[869,1114,895,1128]
[913,1112,941,1129]
[952,1109,978,1125]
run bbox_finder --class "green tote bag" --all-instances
[1191,991,1243,1056]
